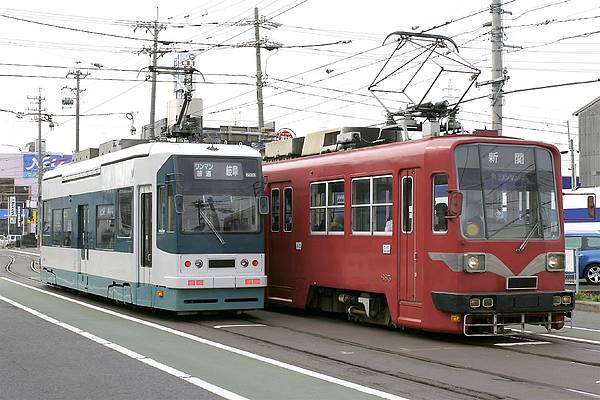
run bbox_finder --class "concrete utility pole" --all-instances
[65,62,89,152]
[491,0,505,135]
[27,89,44,246]
[137,8,166,139]
[254,7,265,132]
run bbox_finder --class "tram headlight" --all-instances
[469,298,481,308]
[546,253,565,271]
[240,259,249,268]
[482,297,494,308]
[463,253,486,273]
[553,295,562,306]
[561,295,572,305]
[195,259,203,268]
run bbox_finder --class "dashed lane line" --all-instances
[0,293,249,400]
[0,277,410,400]
[213,324,267,329]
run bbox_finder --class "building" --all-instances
[0,148,71,235]
[574,96,600,187]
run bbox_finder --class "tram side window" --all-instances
[52,209,62,246]
[42,201,50,236]
[310,182,326,232]
[351,176,392,234]
[271,188,280,232]
[157,185,166,233]
[283,188,292,232]
[402,176,413,233]
[62,208,72,246]
[117,188,133,238]
[328,181,345,233]
[96,204,115,250]
[432,174,449,232]
[373,177,392,233]
[310,180,344,234]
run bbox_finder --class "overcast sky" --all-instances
[1,0,599,174]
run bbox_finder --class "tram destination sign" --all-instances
[193,161,244,180]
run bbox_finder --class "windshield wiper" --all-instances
[198,209,226,245]
[515,221,539,253]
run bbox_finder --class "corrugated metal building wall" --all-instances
[574,96,600,187]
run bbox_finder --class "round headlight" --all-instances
[467,255,480,269]
[240,259,249,268]
[548,254,560,269]
[195,259,203,268]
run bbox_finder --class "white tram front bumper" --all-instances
[160,253,267,289]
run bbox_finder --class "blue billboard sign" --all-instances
[23,153,72,178]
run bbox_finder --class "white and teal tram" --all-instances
[40,142,268,312]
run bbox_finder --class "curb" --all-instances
[575,301,600,313]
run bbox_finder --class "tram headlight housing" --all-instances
[463,253,486,273]
[195,259,203,269]
[546,253,565,272]
[240,259,249,268]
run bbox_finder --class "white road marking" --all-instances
[0,293,249,400]
[564,326,600,334]
[494,341,551,347]
[522,329,600,346]
[565,388,600,399]
[8,249,40,257]
[1,277,409,400]
[341,351,355,355]
[539,333,600,346]
[213,324,266,329]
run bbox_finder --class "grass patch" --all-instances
[576,291,600,303]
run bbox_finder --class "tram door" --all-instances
[76,204,89,289]
[398,169,422,303]
[266,183,295,302]
[138,186,152,297]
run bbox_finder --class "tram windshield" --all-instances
[455,144,559,240]
[177,157,261,234]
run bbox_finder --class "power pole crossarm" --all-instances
[137,8,166,140]
[65,62,89,152]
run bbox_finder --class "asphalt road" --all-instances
[1,250,599,400]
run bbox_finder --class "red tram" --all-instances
[263,129,574,335]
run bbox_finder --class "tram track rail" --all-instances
[2,252,40,283]
[191,310,600,400]
[4,251,598,399]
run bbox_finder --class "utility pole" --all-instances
[491,0,505,135]
[254,7,265,132]
[27,89,44,246]
[137,8,166,139]
[567,120,577,189]
[65,62,89,152]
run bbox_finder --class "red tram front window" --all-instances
[455,144,560,240]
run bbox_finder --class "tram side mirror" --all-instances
[258,196,270,215]
[175,194,183,214]
[588,195,596,219]
[447,191,463,218]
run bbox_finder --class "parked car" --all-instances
[565,232,600,284]
[0,234,7,248]
[6,234,21,247]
